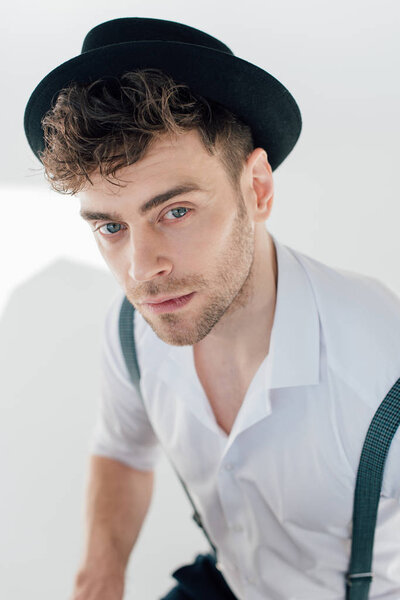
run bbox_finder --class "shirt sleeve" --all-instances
[88,291,163,471]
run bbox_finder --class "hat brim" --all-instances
[24,40,302,172]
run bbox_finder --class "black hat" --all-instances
[23,17,302,171]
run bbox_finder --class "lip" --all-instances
[143,291,196,314]
[143,293,192,304]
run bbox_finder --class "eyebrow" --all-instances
[79,183,202,222]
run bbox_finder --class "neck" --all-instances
[193,226,278,369]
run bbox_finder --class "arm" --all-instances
[71,454,155,600]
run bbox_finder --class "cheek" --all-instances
[95,238,110,263]
[96,239,127,275]
[201,215,237,266]
[178,211,231,259]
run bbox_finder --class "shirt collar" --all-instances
[267,232,320,389]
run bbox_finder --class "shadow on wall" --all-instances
[0,259,208,600]
[0,259,120,598]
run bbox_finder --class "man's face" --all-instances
[79,129,257,346]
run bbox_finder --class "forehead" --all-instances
[80,129,222,199]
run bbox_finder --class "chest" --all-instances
[198,377,247,436]
[193,357,258,436]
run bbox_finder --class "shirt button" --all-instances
[224,463,234,471]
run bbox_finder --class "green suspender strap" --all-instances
[118,296,218,561]
[118,295,400,598]
[345,375,400,600]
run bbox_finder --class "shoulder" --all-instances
[292,246,400,497]
[291,246,400,404]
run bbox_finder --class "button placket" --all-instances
[218,449,247,581]
[243,573,257,586]
[227,521,244,533]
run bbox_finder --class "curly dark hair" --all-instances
[39,68,255,195]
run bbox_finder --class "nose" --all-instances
[128,227,173,282]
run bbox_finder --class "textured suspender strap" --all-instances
[118,295,218,560]
[346,376,400,600]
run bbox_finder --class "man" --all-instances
[24,17,400,600]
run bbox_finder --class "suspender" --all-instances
[118,294,400,597]
[118,295,218,560]
[345,375,400,599]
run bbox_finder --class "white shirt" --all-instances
[90,233,400,600]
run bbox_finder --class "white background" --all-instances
[1,1,399,598]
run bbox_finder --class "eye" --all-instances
[95,223,126,237]
[94,206,191,238]
[162,207,191,221]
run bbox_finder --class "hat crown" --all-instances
[24,16,302,172]
[81,17,234,56]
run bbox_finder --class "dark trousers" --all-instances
[160,553,238,600]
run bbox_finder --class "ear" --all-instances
[244,147,274,223]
